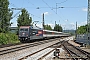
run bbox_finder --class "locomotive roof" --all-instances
[20,26,43,30]
[20,26,30,28]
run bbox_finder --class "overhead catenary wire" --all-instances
[27,0,36,7]
[42,0,65,21]
[55,0,69,20]
[10,0,87,28]
[29,12,41,19]
[58,6,87,9]
[10,3,18,8]
[56,0,68,4]
[42,0,57,14]
[9,1,42,28]
[9,0,42,20]
[27,0,42,19]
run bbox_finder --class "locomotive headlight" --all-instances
[26,34,28,36]
[25,38,27,39]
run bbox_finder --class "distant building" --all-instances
[9,27,18,34]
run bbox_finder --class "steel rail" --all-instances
[0,39,56,55]
[69,42,90,59]
[62,41,88,60]
[18,42,61,60]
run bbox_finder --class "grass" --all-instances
[0,33,20,45]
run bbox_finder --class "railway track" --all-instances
[18,40,90,60]
[62,41,90,60]
[18,41,62,60]
[37,40,90,60]
[1,37,89,60]
[0,38,58,55]
[0,43,22,48]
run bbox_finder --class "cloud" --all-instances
[41,12,49,16]
[64,19,68,22]
[36,21,87,30]
[82,8,87,12]
[67,21,87,30]
[61,23,75,30]
[44,12,49,15]
[78,21,87,27]
[70,23,75,26]
[36,23,55,29]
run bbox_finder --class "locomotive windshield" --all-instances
[20,28,28,32]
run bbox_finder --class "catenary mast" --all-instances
[87,0,90,40]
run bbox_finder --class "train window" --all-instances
[25,29,28,31]
[20,28,28,32]
[20,29,24,31]
[45,31,52,34]
[32,29,38,35]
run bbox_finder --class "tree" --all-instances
[44,25,52,30]
[0,0,13,33]
[77,24,87,34]
[53,24,63,32]
[17,8,32,27]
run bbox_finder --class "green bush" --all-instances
[0,33,20,45]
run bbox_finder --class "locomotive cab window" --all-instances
[20,28,28,32]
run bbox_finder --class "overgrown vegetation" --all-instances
[53,24,63,32]
[0,0,62,45]
[0,1,33,45]
[44,24,52,30]
[0,0,13,33]
[0,0,20,45]
[17,8,32,27]
[77,24,87,34]
[0,33,20,45]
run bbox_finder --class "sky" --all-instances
[9,0,88,30]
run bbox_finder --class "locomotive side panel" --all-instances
[18,26,43,42]
[30,29,43,40]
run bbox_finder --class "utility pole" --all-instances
[87,0,90,40]
[55,21,56,26]
[42,13,45,29]
[75,22,77,39]
[86,0,90,46]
